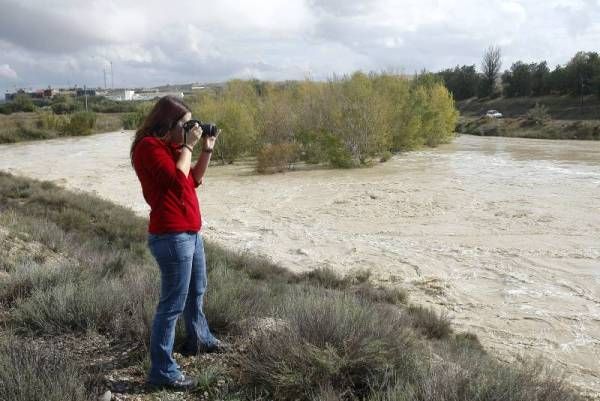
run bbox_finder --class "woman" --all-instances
[131,95,225,390]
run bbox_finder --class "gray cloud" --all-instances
[0,0,598,93]
[0,0,110,53]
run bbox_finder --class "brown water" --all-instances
[1,132,599,397]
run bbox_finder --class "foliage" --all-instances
[122,102,153,130]
[50,95,77,114]
[437,65,480,100]
[61,111,97,136]
[183,73,458,172]
[13,93,36,112]
[526,103,551,125]
[256,143,299,173]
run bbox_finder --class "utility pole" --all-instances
[103,68,107,89]
[110,61,114,89]
[84,84,88,111]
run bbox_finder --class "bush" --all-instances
[256,143,299,173]
[0,339,92,401]
[61,111,96,136]
[527,102,551,125]
[12,93,36,112]
[121,103,153,130]
[379,151,393,162]
[235,288,421,400]
[406,305,452,339]
[36,110,68,131]
[50,95,77,114]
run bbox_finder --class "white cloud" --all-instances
[0,0,598,91]
[0,64,18,80]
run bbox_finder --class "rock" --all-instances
[98,390,112,401]
[236,317,289,340]
[296,248,309,256]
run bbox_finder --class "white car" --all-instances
[485,110,503,118]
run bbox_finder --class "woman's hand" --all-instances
[185,123,202,148]
[202,128,221,151]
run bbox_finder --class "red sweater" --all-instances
[132,136,202,234]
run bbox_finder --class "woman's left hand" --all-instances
[202,129,221,151]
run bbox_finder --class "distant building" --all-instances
[76,88,97,97]
[5,87,58,101]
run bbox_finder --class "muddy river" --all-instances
[0,132,598,397]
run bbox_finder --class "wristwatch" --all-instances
[202,148,213,153]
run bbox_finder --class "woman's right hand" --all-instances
[185,122,202,148]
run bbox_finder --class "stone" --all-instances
[98,390,112,401]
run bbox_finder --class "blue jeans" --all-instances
[147,231,217,384]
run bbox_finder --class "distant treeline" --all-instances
[125,73,458,171]
[0,93,142,115]
[437,50,600,100]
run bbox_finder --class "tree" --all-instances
[437,65,480,100]
[529,62,550,96]
[548,65,568,94]
[480,46,502,98]
[502,61,533,97]
[564,51,600,96]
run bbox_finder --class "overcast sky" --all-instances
[0,0,598,93]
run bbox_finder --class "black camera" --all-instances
[183,119,218,137]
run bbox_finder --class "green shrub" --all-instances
[121,103,153,130]
[61,111,96,136]
[12,93,36,112]
[36,110,68,131]
[50,95,78,114]
[527,102,551,125]
[256,143,299,173]
[380,151,393,162]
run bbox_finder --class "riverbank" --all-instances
[1,171,584,400]
[457,95,600,120]
[0,132,598,398]
[456,95,600,140]
[456,116,600,140]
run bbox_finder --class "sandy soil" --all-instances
[0,132,598,397]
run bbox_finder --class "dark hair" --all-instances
[130,95,191,164]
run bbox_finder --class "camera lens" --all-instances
[200,123,217,137]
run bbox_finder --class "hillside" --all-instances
[457,95,600,120]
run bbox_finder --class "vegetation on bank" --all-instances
[0,111,123,143]
[0,94,147,143]
[123,73,458,171]
[0,171,586,401]
[456,116,600,140]
[1,73,458,170]
[455,95,600,140]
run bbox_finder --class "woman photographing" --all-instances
[131,95,225,390]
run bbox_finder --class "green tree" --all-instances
[531,62,551,96]
[565,51,600,95]
[502,61,533,97]
[213,100,257,164]
[437,65,480,100]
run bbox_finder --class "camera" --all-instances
[183,119,218,137]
